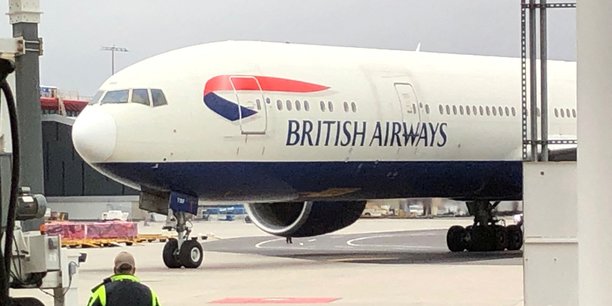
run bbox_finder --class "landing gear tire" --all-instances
[494,225,508,251]
[162,239,182,269]
[506,224,523,250]
[447,225,467,252]
[179,240,204,269]
[468,225,492,252]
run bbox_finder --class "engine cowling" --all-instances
[245,201,366,237]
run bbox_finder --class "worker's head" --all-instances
[113,251,136,275]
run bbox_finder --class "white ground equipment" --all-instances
[7,222,85,306]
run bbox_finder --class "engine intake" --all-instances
[245,201,366,237]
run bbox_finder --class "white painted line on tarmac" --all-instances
[346,234,394,246]
[255,238,316,250]
[255,238,284,249]
[346,234,438,250]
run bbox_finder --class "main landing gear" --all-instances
[162,210,204,269]
[446,201,523,252]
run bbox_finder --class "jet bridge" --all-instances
[521,1,612,305]
[520,1,579,305]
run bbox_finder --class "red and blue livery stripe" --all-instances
[203,75,329,121]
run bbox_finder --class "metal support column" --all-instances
[520,1,576,162]
[528,0,538,161]
[521,1,577,305]
[8,0,43,231]
[577,0,612,304]
[539,0,549,161]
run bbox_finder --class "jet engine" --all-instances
[245,201,366,237]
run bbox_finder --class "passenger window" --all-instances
[473,106,478,115]
[486,106,490,116]
[131,89,150,106]
[566,109,571,118]
[351,102,357,113]
[277,100,283,111]
[320,101,326,112]
[344,102,349,112]
[151,89,168,106]
[286,100,292,111]
[512,107,516,117]
[459,105,464,115]
[256,99,262,110]
[90,91,104,105]
[498,107,504,116]
[505,107,510,116]
[492,107,497,116]
[304,100,310,111]
[560,109,565,118]
[425,104,430,114]
[439,105,444,115]
[266,98,271,105]
[328,101,334,112]
[452,105,457,115]
[572,109,576,118]
[445,105,450,115]
[295,100,301,111]
[554,108,559,117]
[101,90,129,104]
[466,106,471,115]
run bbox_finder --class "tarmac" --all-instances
[10,218,524,306]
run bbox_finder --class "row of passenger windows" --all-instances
[439,104,517,117]
[253,98,576,119]
[438,104,577,119]
[526,107,577,118]
[254,98,359,113]
[554,108,577,118]
[90,89,168,107]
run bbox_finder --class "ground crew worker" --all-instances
[87,251,160,306]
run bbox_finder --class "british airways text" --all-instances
[286,120,448,147]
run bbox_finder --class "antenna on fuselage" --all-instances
[415,43,422,52]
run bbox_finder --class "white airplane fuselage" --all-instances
[72,41,576,203]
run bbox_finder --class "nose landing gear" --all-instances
[446,200,523,252]
[160,193,204,269]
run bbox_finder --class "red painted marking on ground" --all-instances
[209,297,340,304]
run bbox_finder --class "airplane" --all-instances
[72,41,576,269]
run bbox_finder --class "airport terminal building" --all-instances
[41,97,143,220]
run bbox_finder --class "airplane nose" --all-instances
[72,108,117,162]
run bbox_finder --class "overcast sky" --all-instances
[0,0,576,96]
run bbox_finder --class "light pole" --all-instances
[101,45,128,75]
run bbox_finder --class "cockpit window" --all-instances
[89,91,104,105]
[131,89,150,105]
[100,90,129,104]
[151,89,168,107]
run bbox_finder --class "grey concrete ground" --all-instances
[11,218,524,306]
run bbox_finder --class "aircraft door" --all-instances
[394,83,421,124]
[229,76,267,134]
[394,83,423,155]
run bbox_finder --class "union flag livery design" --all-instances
[203,75,329,121]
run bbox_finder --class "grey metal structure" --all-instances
[520,0,576,162]
[539,0,548,161]
[9,1,44,231]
